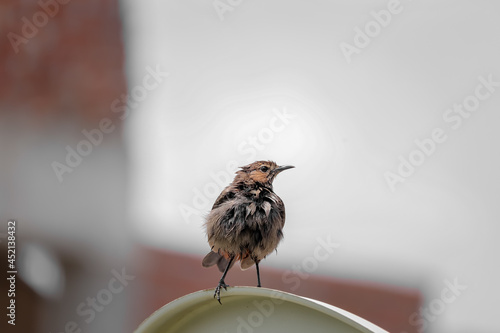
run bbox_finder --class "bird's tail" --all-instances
[202,251,236,272]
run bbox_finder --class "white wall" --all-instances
[121,1,500,332]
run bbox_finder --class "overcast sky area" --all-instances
[119,1,500,332]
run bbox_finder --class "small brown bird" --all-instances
[202,160,294,303]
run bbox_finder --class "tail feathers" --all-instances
[202,251,236,273]
[202,251,220,268]
[240,257,255,270]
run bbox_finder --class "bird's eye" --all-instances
[260,166,269,172]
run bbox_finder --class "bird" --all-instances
[202,160,294,303]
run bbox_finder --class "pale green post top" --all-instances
[135,286,390,333]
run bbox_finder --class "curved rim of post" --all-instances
[135,286,390,333]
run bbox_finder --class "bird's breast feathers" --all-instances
[207,194,284,237]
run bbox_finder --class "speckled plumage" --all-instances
[202,161,293,303]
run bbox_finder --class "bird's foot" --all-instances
[214,280,229,304]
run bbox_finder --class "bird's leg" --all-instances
[255,260,261,287]
[214,255,234,304]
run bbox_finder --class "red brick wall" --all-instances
[0,0,126,125]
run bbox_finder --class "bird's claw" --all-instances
[214,281,229,304]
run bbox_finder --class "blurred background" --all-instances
[1,0,499,332]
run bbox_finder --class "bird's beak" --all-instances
[273,165,295,175]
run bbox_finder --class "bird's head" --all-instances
[237,161,294,186]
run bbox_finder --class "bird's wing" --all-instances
[211,185,236,210]
[202,251,221,267]
[279,203,286,228]
[267,192,286,228]
[202,251,236,272]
